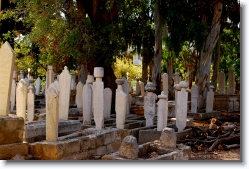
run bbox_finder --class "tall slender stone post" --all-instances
[175,81,188,132]
[20,70,24,80]
[58,66,71,120]
[10,70,17,112]
[135,78,140,95]
[115,79,127,129]
[104,88,112,118]
[71,72,77,90]
[140,82,145,97]
[46,65,54,90]
[162,73,168,96]
[46,82,60,142]
[76,81,84,108]
[144,82,157,126]
[206,85,215,113]
[93,67,104,130]
[191,85,198,113]
[83,81,92,125]
[228,66,235,94]
[157,91,168,131]
[27,85,35,122]
[218,72,225,94]
[16,79,27,123]
[86,75,94,118]
[35,77,41,95]
[173,71,180,85]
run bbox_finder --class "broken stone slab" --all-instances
[160,127,177,148]
[24,120,81,143]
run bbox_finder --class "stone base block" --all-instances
[0,142,28,160]
[0,116,24,145]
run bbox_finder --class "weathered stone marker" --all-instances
[76,81,84,108]
[160,127,177,148]
[46,82,60,142]
[119,135,138,160]
[0,42,15,116]
[70,72,76,90]
[218,71,225,94]
[206,85,215,113]
[83,76,93,125]
[162,73,168,96]
[191,84,198,113]
[140,81,145,97]
[173,70,180,85]
[93,67,104,130]
[122,77,130,114]
[115,79,127,129]
[10,70,17,112]
[135,78,140,95]
[35,77,41,95]
[45,65,54,90]
[228,66,235,94]
[104,88,112,118]
[157,91,168,131]
[20,70,24,80]
[175,81,188,132]
[144,82,157,126]
[16,79,27,122]
[27,85,35,122]
[58,66,71,120]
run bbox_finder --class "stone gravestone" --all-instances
[83,80,93,125]
[76,81,84,109]
[10,70,17,112]
[144,82,157,126]
[104,88,112,119]
[0,42,15,116]
[162,73,168,96]
[93,67,104,130]
[122,77,129,114]
[135,78,140,95]
[174,83,180,118]
[35,77,41,95]
[218,72,225,94]
[157,91,168,131]
[71,72,77,90]
[191,84,198,113]
[27,85,35,122]
[58,66,72,120]
[16,79,27,123]
[140,82,145,97]
[46,82,60,142]
[228,66,235,94]
[45,65,54,90]
[173,71,180,85]
[206,85,215,113]
[115,79,127,129]
[175,81,188,132]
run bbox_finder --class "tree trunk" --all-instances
[152,0,162,95]
[142,37,149,85]
[197,2,223,110]
[211,35,221,90]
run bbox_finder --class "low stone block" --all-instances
[0,142,28,160]
[0,116,24,145]
[160,127,177,148]
[119,135,138,160]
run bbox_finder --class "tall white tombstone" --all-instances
[191,85,198,113]
[174,83,180,118]
[29,78,36,94]
[35,77,41,95]
[176,81,188,132]
[86,74,94,118]
[115,79,127,129]
[218,72,225,94]
[93,67,104,130]
[162,73,168,96]
[46,65,54,90]
[144,82,157,126]
[0,42,15,116]
[140,82,145,97]
[19,70,24,80]
[104,88,112,118]
[46,82,60,142]
[16,79,27,123]
[157,91,168,131]
[71,72,77,90]
[228,66,235,94]
[206,85,215,113]
[83,81,93,125]
[135,78,140,95]
[27,85,35,122]
[76,81,84,108]
[58,66,72,120]
[122,77,129,114]
[10,70,17,112]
